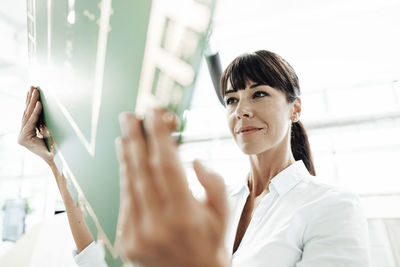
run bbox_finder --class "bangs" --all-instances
[226,53,276,92]
[220,51,299,100]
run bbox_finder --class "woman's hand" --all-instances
[18,86,54,164]
[18,87,94,253]
[115,108,231,267]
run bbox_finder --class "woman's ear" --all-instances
[291,97,302,122]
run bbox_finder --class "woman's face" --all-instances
[224,80,297,155]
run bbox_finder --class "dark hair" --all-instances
[220,50,316,176]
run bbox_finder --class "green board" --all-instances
[26,0,216,265]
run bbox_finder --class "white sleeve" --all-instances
[296,191,371,267]
[72,241,108,267]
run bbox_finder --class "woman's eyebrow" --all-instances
[225,83,265,96]
[249,83,264,89]
[225,89,236,95]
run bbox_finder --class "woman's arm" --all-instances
[18,87,94,253]
[297,191,371,267]
[48,161,93,253]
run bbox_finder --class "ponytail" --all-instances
[291,121,316,176]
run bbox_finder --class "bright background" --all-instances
[1,0,400,265]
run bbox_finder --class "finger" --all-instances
[23,89,40,125]
[116,138,142,261]
[116,137,141,223]
[161,111,181,132]
[22,87,34,125]
[144,108,192,203]
[25,89,30,106]
[119,113,164,212]
[19,101,42,147]
[25,101,42,130]
[25,86,35,106]
[193,160,228,225]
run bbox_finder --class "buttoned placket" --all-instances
[232,185,279,258]
[231,161,308,259]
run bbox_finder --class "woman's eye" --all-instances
[253,91,268,98]
[225,97,237,105]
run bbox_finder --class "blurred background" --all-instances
[1,0,399,266]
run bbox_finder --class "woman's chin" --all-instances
[238,144,265,155]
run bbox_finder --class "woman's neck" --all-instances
[248,142,295,197]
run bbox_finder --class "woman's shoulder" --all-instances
[295,175,364,217]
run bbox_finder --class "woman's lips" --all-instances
[240,128,261,135]
[237,127,263,135]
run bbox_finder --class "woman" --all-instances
[19,50,370,266]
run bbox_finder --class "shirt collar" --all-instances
[269,160,310,195]
[232,160,310,197]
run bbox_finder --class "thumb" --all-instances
[193,160,227,223]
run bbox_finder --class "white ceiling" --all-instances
[211,0,400,92]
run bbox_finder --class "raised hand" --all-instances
[18,86,54,164]
[116,108,231,267]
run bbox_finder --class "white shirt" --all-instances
[72,241,107,267]
[74,160,371,266]
[226,160,371,267]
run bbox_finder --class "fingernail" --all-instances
[119,112,127,123]
[146,107,156,118]
[115,137,122,146]
[193,159,208,171]
[115,137,123,161]
[162,111,174,124]
[143,107,156,129]
[118,113,128,134]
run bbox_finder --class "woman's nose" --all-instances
[234,101,253,119]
